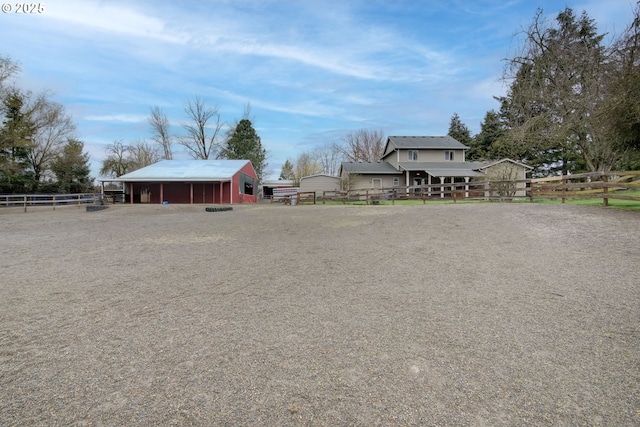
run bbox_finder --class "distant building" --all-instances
[300,174,342,197]
[107,159,258,204]
[339,136,532,197]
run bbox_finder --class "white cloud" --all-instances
[46,0,189,44]
[85,114,147,123]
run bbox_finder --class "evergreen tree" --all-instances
[602,2,640,156]
[468,110,505,161]
[447,113,473,147]
[220,119,267,181]
[51,138,93,193]
[0,89,35,192]
[500,7,612,174]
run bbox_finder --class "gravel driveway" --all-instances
[1,203,638,426]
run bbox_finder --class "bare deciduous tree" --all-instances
[100,140,134,178]
[292,152,323,186]
[27,94,76,182]
[149,106,172,160]
[337,129,385,162]
[99,139,160,178]
[0,55,20,90]
[129,140,160,170]
[312,143,342,176]
[180,97,224,159]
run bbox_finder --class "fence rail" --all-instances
[322,178,530,204]
[530,171,640,206]
[320,171,640,206]
[0,193,99,212]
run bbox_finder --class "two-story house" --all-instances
[339,136,531,197]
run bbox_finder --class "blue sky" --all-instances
[0,0,634,180]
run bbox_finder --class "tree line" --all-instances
[0,57,93,194]
[99,99,268,184]
[282,4,640,181]
[0,55,268,194]
[464,5,640,176]
[2,4,638,194]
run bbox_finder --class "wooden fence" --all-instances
[530,171,640,206]
[320,171,640,206]
[0,193,99,212]
[321,178,530,204]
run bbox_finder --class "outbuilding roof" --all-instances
[113,159,252,182]
[340,161,403,174]
[300,174,342,180]
[477,158,533,170]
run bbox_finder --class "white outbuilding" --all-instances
[299,174,342,198]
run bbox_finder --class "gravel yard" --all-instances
[1,202,638,426]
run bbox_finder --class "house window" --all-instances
[372,178,382,188]
[445,150,454,161]
[393,177,399,186]
[408,150,418,161]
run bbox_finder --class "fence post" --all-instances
[561,176,567,204]
[53,195,56,211]
[602,174,609,207]
[23,195,27,212]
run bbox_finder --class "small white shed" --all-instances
[299,174,342,197]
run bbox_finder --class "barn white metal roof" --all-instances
[112,159,252,182]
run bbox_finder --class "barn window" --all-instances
[239,173,256,196]
[244,182,253,195]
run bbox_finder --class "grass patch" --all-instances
[320,198,487,206]
[532,189,640,212]
[316,189,640,211]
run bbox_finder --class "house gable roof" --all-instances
[113,159,253,182]
[382,136,469,159]
[340,161,403,175]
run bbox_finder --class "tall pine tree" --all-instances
[51,138,93,193]
[447,113,473,147]
[499,7,612,174]
[0,89,35,192]
[220,119,267,181]
[468,110,506,161]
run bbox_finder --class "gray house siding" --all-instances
[385,149,466,166]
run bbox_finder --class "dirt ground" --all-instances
[1,202,638,426]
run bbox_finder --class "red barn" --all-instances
[111,159,258,204]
